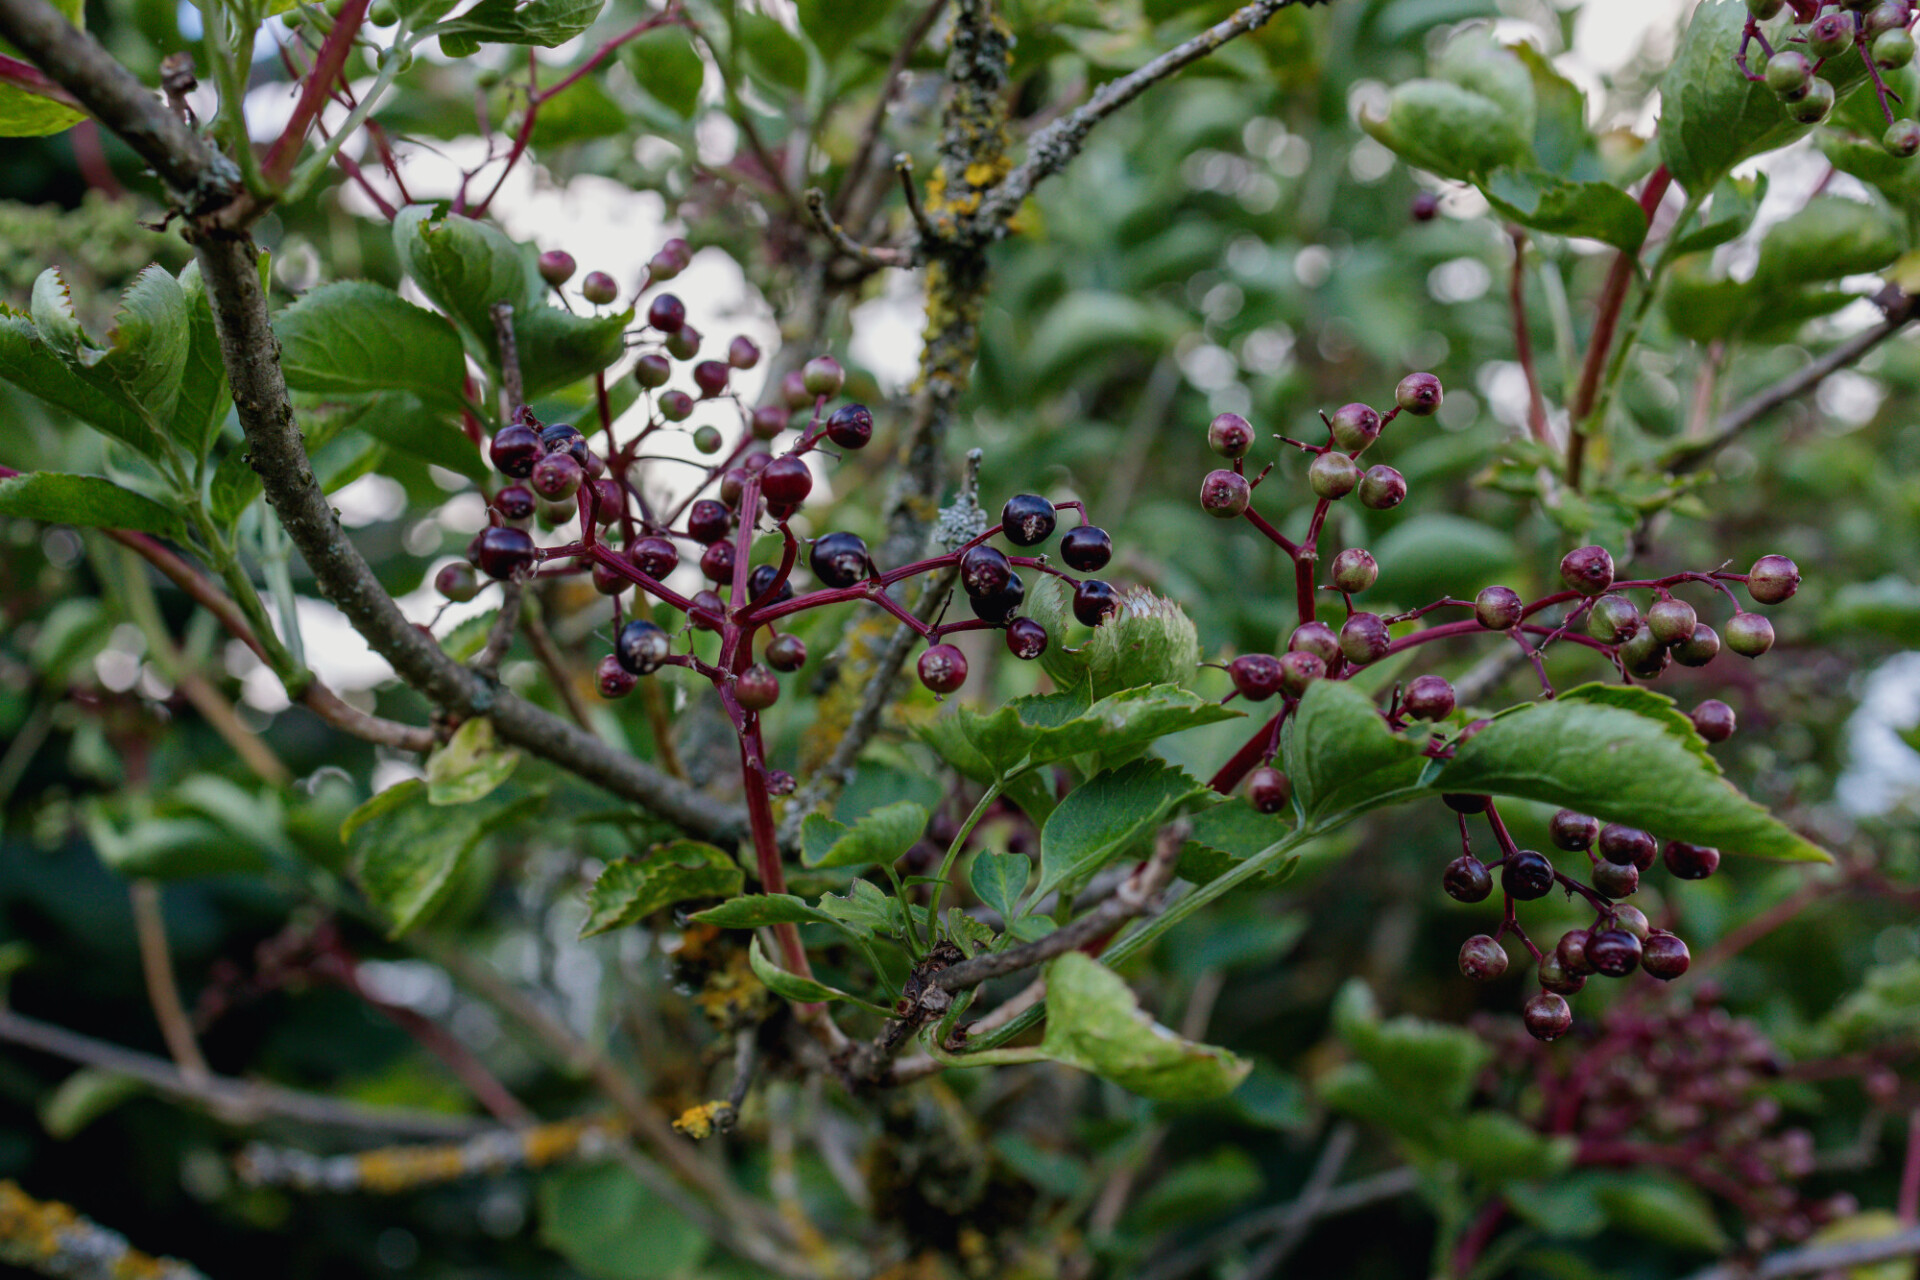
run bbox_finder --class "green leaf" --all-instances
[1035,759,1210,902]
[747,938,891,1014]
[1282,680,1426,824]
[1331,980,1489,1113]
[968,850,1030,922]
[1036,952,1250,1101]
[620,25,705,117]
[951,686,1092,778]
[1823,576,1920,646]
[393,205,536,352]
[1428,682,1828,861]
[1480,169,1648,251]
[0,473,180,535]
[537,1161,709,1280]
[276,281,468,406]
[1754,195,1904,287]
[0,310,163,456]
[1176,799,1297,885]
[1594,1175,1730,1253]
[208,446,262,527]
[735,12,808,93]
[815,877,907,939]
[0,78,86,138]
[344,779,540,937]
[1359,79,1533,183]
[795,0,890,61]
[84,809,272,878]
[1026,684,1242,768]
[1507,1175,1610,1240]
[1672,173,1768,257]
[515,303,633,398]
[437,0,606,57]
[171,262,231,459]
[40,1067,144,1139]
[1029,579,1202,702]
[800,799,928,869]
[1431,29,1535,138]
[1449,1111,1574,1181]
[343,392,489,481]
[690,894,835,929]
[424,717,521,805]
[581,843,743,937]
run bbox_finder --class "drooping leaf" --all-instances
[800,799,929,869]
[620,25,705,118]
[515,303,634,397]
[1594,1174,1731,1253]
[0,472,181,535]
[1480,169,1648,251]
[393,205,536,352]
[171,261,231,459]
[690,894,836,929]
[734,12,808,93]
[1035,758,1211,902]
[437,0,607,57]
[1359,79,1533,183]
[1282,679,1426,824]
[1037,953,1250,1101]
[747,938,891,1014]
[343,779,540,936]
[276,281,468,406]
[581,842,743,937]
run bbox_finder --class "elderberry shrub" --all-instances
[1738,0,1920,147]
[1184,374,1804,1041]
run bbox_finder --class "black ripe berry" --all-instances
[1208,412,1255,459]
[960,545,1013,598]
[1443,854,1493,902]
[1061,526,1113,573]
[1443,793,1491,814]
[469,526,536,580]
[1691,698,1737,743]
[1073,579,1121,627]
[1395,371,1444,416]
[736,664,780,712]
[1523,991,1572,1042]
[809,531,871,588]
[1404,674,1455,721]
[1556,928,1594,976]
[699,540,736,583]
[1587,928,1643,978]
[1005,617,1049,660]
[1001,494,1057,546]
[918,644,968,694]
[1229,653,1284,702]
[1663,840,1721,880]
[1642,931,1692,980]
[489,422,541,478]
[688,499,732,545]
[1673,622,1721,667]
[615,618,671,675]
[1200,469,1252,519]
[1592,860,1639,899]
[1340,612,1390,666]
[825,404,874,450]
[596,654,637,699]
[1475,585,1524,630]
[747,563,793,605]
[1459,934,1509,982]
[690,590,724,630]
[1597,823,1657,870]
[1726,612,1775,657]
[494,485,537,523]
[1537,951,1586,996]
[760,456,813,507]
[647,293,686,333]
[1358,464,1407,510]
[1502,849,1555,900]
[632,536,678,579]
[969,573,1026,623]
[591,560,626,596]
[765,633,806,672]
[1559,544,1615,596]
[1248,767,1292,814]
[1549,810,1600,852]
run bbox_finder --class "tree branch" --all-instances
[1682,1226,1920,1280]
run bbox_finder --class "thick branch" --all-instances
[1682,1226,1920,1280]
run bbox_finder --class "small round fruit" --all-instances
[633,353,671,388]
[1560,545,1615,596]
[1875,28,1917,71]
[728,336,762,369]
[1200,469,1252,518]
[1278,650,1327,697]
[1691,699,1737,743]
[1459,934,1509,982]
[1748,555,1801,605]
[1788,78,1837,125]
[1647,597,1699,646]
[693,424,725,454]
[596,654,637,699]
[1592,860,1639,899]
[1073,579,1121,627]
[1869,1,1914,39]
[1766,49,1815,101]
[810,531,871,587]
[469,526,537,580]
[1228,653,1284,701]
[969,575,1026,623]
[1358,464,1407,510]
[1746,0,1785,15]
[801,356,844,397]
[1443,854,1493,903]
[1556,929,1594,976]
[918,644,968,694]
[693,360,729,397]
[1248,767,1292,815]
[1663,840,1722,880]
[1288,620,1342,666]
[1208,412,1255,459]
[1475,586,1524,631]
[1538,951,1586,996]
[749,405,787,441]
[1006,617,1049,660]
[780,370,812,410]
[960,545,1013,598]
[1329,402,1382,453]
[1524,992,1573,1042]
[632,536,678,579]
[1550,811,1599,852]
[1331,548,1378,594]
[690,590,724,630]
[825,403,874,449]
[1726,611,1776,657]
[1886,118,1920,156]
[531,451,584,502]
[537,249,576,287]
[1673,622,1722,667]
[1404,674,1455,721]
[658,390,695,422]
[699,540,736,583]
[494,485,536,523]
[1443,793,1491,814]
[1642,931,1692,981]
[591,560,626,595]
[1395,372,1444,416]
[489,422,541,478]
[581,271,618,305]
[688,499,732,545]
[1807,10,1855,58]
[1598,824,1657,869]
[1308,450,1361,500]
[1612,905,1649,943]
[647,293,687,333]
[648,238,690,280]
[1061,526,1113,573]
[736,664,781,712]
[615,619,671,675]
[1340,612,1391,666]
[435,561,481,602]
[1001,494,1058,546]
[1502,849,1555,900]
[1587,927,1643,978]
[746,563,793,605]
[760,456,813,507]
[1411,191,1441,221]
[1587,593,1643,644]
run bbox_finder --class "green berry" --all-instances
[1647,597,1698,645]
[1308,451,1360,500]
[1766,50,1816,101]
[1331,548,1378,593]
[1788,77,1836,125]
[1328,403,1382,453]
[1807,11,1856,59]
[1747,0,1785,15]
[1726,611,1776,656]
[1586,593,1642,644]
[1875,27,1916,69]
[1886,118,1920,156]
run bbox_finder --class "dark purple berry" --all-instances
[718,468,750,508]
[581,271,618,305]
[1200,469,1251,519]
[1673,622,1722,667]
[1006,617,1049,660]
[761,456,813,507]
[1060,526,1113,573]
[1726,612,1775,657]
[960,546,1013,598]
[1443,793,1491,814]
[537,249,576,287]
[1524,992,1572,1042]
[1647,597,1698,646]
[1556,929,1594,976]
[1538,951,1586,996]
[690,590,724,630]
[1229,653,1284,702]
[1642,931,1691,981]
[1411,191,1441,221]
[1248,767,1291,814]
[531,451,584,502]
[1288,620,1342,666]
[469,526,536,580]
[780,370,812,410]
[589,479,621,525]
[596,653,637,699]
[1586,593,1642,644]
[736,664,780,712]
[1340,612,1390,665]
[728,336,762,369]
[489,423,541,478]
[647,293,686,333]
[1550,810,1599,852]
[1404,674,1455,721]
[700,540,736,583]
[1443,854,1493,902]
[1597,824,1656,869]
[918,644,968,694]
[633,353,671,389]
[1587,928,1642,978]
[1073,579,1120,627]
[693,360,729,397]
[1560,545,1615,596]
[1358,464,1407,510]
[810,531,870,588]
[1592,860,1639,899]
[1691,699,1736,743]
[802,356,844,398]
[825,404,874,449]
[648,238,689,280]
[1748,555,1801,605]
[615,618,671,675]
[631,537,677,580]
[1208,412,1255,459]
[1308,450,1360,500]
[494,485,537,522]
[1395,372,1443,416]
[688,500,732,545]
[1001,494,1057,546]
[435,561,481,602]
[1278,650,1326,697]
[747,563,793,605]
[1502,849,1555,900]
[539,422,588,460]
[1331,548,1378,594]
[1329,403,1382,453]
[1475,586,1524,630]
[766,633,806,672]
[750,405,787,440]
[1459,934,1509,982]
[591,560,626,595]
[1663,840,1721,880]
[969,574,1026,624]
[658,390,695,422]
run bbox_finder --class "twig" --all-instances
[834,0,951,225]
[1132,1167,1422,1280]
[1509,227,1551,446]
[1242,1123,1356,1280]
[1567,166,1672,488]
[896,153,939,244]
[521,602,596,734]
[491,301,524,419]
[0,1007,491,1138]
[128,881,210,1084]
[1680,1226,1920,1280]
[804,188,910,268]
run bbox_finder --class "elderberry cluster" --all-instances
[1740,0,1920,154]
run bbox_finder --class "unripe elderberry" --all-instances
[1475,586,1524,630]
[1648,597,1698,646]
[1396,372,1443,416]
[435,561,481,602]
[1560,545,1615,596]
[1287,621,1342,666]
[1748,555,1801,605]
[581,271,618,305]
[736,664,780,712]
[1726,611,1776,657]
[1340,612,1390,666]
[802,356,844,398]
[1538,951,1586,996]
[537,250,576,287]
[1308,450,1360,500]
[1332,548,1378,594]
[1789,78,1836,125]
[1691,698,1737,742]
[1673,622,1722,667]
[1766,50,1816,101]
[1279,650,1326,697]
[1328,403,1382,453]
[596,654,637,699]
[1459,934,1509,982]
[634,353,671,389]
[1200,469,1252,519]
[1524,991,1573,1042]
[1807,10,1855,58]
[531,451,584,502]
[1587,593,1643,644]
[1359,465,1407,510]
[1404,674,1455,721]
[1592,860,1639,899]
[1208,412,1255,459]
[647,293,687,333]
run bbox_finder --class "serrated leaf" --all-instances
[1755,194,1904,287]
[620,25,705,117]
[584,845,722,913]
[277,281,468,406]
[1036,953,1250,1101]
[393,205,536,353]
[343,779,541,936]
[1026,684,1242,767]
[1175,799,1297,885]
[690,893,835,929]
[171,261,230,458]
[437,0,606,56]
[1672,173,1768,257]
[747,938,891,1014]
[1594,1175,1730,1253]
[815,877,903,939]
[341,391,489,481]
[425,717,520,805]
[1331,979,1489,1113]
[968,850,1030,922]
[800,800,928,869]
[1359,79,1533,183]
[0,473,181,535]
[1282,679,1427,824]
[1428,682,1827,861]
[1480,169,1648,250]
[516,304,633,397]
[1029,579,1202,702]
[1035,759,1210,903]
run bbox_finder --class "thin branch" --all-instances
[1681,1226,1920,1280]
[1243,1123,1356,1280]
[128,881,211,1083]
[521,603,596,734]
[972,0,1307,232]
[1508,227,1551,446]
[803,187,910,269]
[0,1180,211,1280]
[491,301,524,419]
[834,0,951,224]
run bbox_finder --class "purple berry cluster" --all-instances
[1739,0,1920,152]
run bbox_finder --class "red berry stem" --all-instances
[1207,703,1293,795]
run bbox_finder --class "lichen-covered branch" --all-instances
[0,1179,210,1280]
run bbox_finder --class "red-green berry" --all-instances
[1630,641,1673,681]
[1550,810,1599,852]
[581,271,618,305]
[435,561,481,602]
[742,405,781,441]
[1618,622,1664,673]
[1006,617,1049,660]
[960,545,1013,598]
[1279,650,1327,697]
[718,468,750,509]
[1443,793,1491,814]
[1612,903,1651,940]
[1073,579,1121,627]
[1340,612,1391,665]
[1592,860,1639,899]
[1868,2,1913,39]
[1587,927,1642,977]
[1248,767,1291,815]
[1746,0,1784,14]
[1885,118,1920,156]
[728,336,762,370]
[1598,823,1656,869]
[1443,854,1493,902]
[658,390,695,422]
[761,456,813,507]
[1001,494,1057,546]
[531,451,584,502]
[1642,931,1692,980]
[918,644,968,694]
[1691,699,1737,743]
[1647,597,1698,645]
[1200,468,1251,518]
[1502,849,1555,900]
[1208,412,1255,459]
[1524,992,1572,1042]
[1475,586,1524,630]
[1459,934,1509,982]
[1538,950,1586,996]
[666,324,701,361]
[1288,620,1342,666]
[493,485,537,523]
[1358,464,1406,510]
[489,422,541,478]
[699,539,735,583]
[537,249,576,287]
[1395,372,1443,416]
[1308,450,1360,500]
[765,633,806,672]
[1875,28,1917,70]
[1765,49,1815,101]
[1788,77,1836,124]
[1586,593,1642,644]
[1663,840,1721,880]
[1807,10,1855,57]
[1560,545,1615,596]
[1673,622,1722,667]
[615,618,672,675]
[1556,928,1594,976]
[469,526,536,580]
[736,664,780,712]
[634,353,672,389]
[694,425,725,454]
[1748,555,1801,605]
[688,499,731,545]
[1228,653,1283,701]
[596,654,637,699]
[1404,674,1455,721]
[826,404,874,450]
[1329,402,1382,453]
[1331,548,1378,593]
[647,293,686,333]
[810,532,870,588]
[802,356,844,397]
[1726,611,1775,657]
[1060,526,1113,572]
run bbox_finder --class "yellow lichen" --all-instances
[671,1101,735,1140]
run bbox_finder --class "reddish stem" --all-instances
[261,0,371,187]
[1451,1199,1507,1278]
[1509,226,1550,445]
